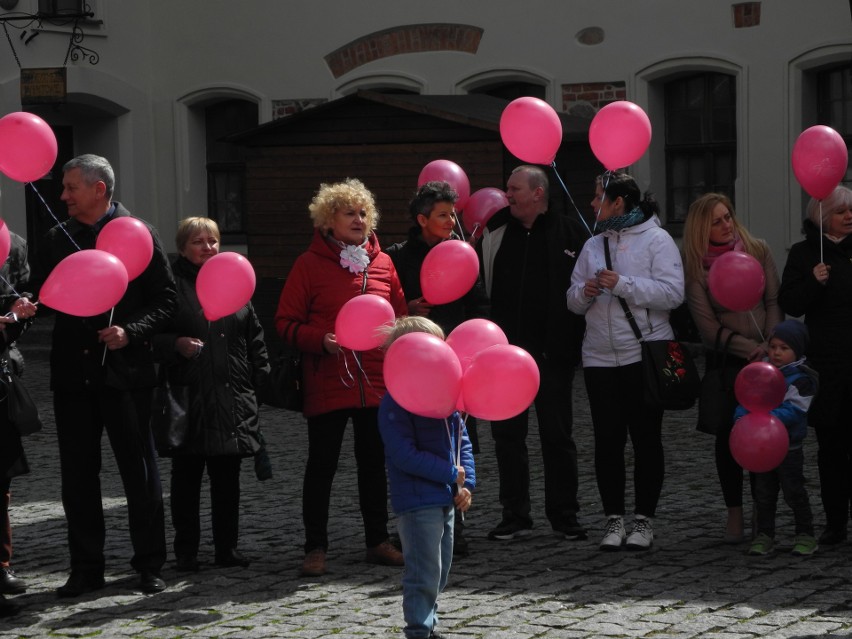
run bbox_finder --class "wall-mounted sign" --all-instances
[21,67,67,104]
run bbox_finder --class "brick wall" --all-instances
[271,99,327,120]
[561,82,627,118]
[732,2,761,28]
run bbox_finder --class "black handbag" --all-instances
[264,323,303,412]
[151,366,190,455]
[696,328,740,435]
[604,237,700,411]
[0,357,42,436]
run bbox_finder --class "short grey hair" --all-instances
[63,154,115,198]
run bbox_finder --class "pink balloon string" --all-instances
[550,161,593,238]
[0,272,21,299]
[100,306,114,366]
[28,182,81,251]
[819,201,824,265]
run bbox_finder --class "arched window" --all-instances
[205,99,258,239]
[664,72,737,223]
[817,63,852,187]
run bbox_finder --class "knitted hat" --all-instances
[769,320,809,360]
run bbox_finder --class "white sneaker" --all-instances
[625,517,654,550]
[599,516,625,551]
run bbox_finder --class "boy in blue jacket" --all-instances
[735,320,818,557]
[378,316,475,639]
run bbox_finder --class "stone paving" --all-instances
[2,317,852,638]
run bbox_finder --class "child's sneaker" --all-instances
[599,516,625,551]
[791,533,818,556]
[625,516,654,551]
[748,533,775,556]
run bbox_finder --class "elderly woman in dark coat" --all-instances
[153,217,269,573]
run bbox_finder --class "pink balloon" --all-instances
[588,101,652,171]
[791,125,849,200]
[384,332,462,418]
[446,319,508,372]
[707,251,766,312]
[461,344,540,421]
[39,249,129,317]
[0,220,10,268]
[499,97,562,164]
[729,412,789,473]
[0,112,58,183]
[417,160,471,211]
[734,362,787,413]
[196,252,256,321]
[95,217,154,281]
[462,188,509,236]
[335,294,395,351]
[420,240,479,305]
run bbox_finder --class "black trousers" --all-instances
[303,407,390,553]
[0,480,9,567]
[171,455,242,557]
[753,446,813,537]
[490,358,579,528]
[810,373,852,532]
[584,363,665,518]
[54,388,166,576]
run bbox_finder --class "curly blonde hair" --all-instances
[309,178,380,236]
[682,193,766,282]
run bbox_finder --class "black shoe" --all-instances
[818,526,847,545]
[487,518,533,541]
[553,517,588,541]
[138,570,166,594]
[175,555,200,572]
[0,595,20,618]
[57,571,106,598]
[214,548,250,568]
[0,567,26,594]
[453,530,470,557]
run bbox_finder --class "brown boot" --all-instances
[365,540,404,566]
[300,549,326,577]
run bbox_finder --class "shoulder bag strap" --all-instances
[604,236,644,344]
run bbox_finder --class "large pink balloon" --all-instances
[791,125,849,200]
[729,412,789,473]
[335,294,395,351]
[463,188,509,235]
[734,362,786,413]
[707,251,766,312]
[0,112,58,183]
[384,332,462,418]
[420,240,479,306]
[499,97,562,165]
[95,217,154,281]
[462,344,540,421]
[40,249,128,317]
[196,252,256,321]
[0,220,10,268]
[446,318,508,372]
[588,101,652,171]
[417,160,471,211]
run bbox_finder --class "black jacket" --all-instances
[152,256,270,457]
[385,227,489,333]
[779,219,852,376]
[36,203,178,391]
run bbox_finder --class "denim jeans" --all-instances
[398,506,454,639]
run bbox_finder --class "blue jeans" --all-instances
[398,506,454,639]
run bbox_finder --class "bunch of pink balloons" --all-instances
[463,188,509,237]
[707,251,766,312]
[729,362,789,473]
[196,252,256,321]
[420,240,479,305]
[335,294,396,351]
[382,318,540,421]
[418,160,471,211]
[791,125,849,200]
[588,101,652,171]
[0,112,58,183]
[499,97,562,165]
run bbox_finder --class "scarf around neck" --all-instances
[702,234,746,270]
[329,236,371,274]
[595,207,645,234]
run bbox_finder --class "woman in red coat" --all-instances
[275,178,408,577]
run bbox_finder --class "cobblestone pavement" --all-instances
[1,317,851,638]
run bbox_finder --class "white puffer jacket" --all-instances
[566,215,684,368]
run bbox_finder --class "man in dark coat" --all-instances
[478,165,587,542]
[37,154,177,597]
